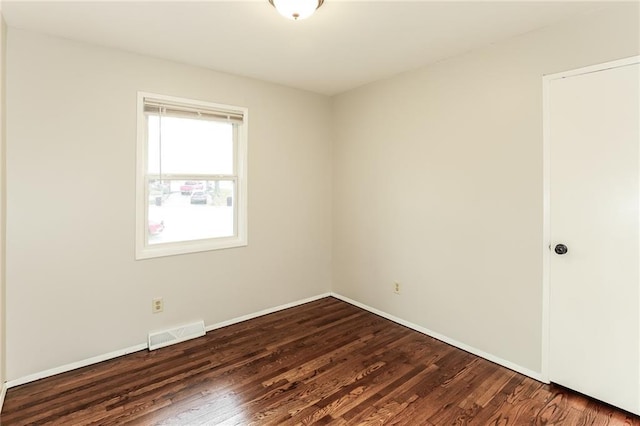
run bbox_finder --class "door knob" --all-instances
[554,244,568,255]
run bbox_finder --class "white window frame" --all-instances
[135,92,248,260]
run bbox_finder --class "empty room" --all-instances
[0,0,638,424]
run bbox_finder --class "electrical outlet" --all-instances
[152,297,164,313]
[394,282,401,295]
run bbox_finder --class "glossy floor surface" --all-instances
[2,297,639,425]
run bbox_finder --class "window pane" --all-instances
[148,179,235,245]
[147,115,234,175]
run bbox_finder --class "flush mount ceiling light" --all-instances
[268,0,325,20]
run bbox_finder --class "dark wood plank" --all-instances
[2,297,639,425]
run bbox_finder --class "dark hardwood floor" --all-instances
[2,297,639,425]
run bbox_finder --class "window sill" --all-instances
[135,236,247,260]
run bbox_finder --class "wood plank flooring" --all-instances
[2,297,639,425]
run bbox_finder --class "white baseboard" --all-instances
[6,291,542,389]
[6,343,148,388]
[205,293,331,332]
[6,292,332,389]
[330,292,544,382]
[0,381,7,412]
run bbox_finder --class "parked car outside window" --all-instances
[180,181,204,195]
[148,219,165,235]
[190,191,208,205]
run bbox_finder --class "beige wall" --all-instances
[4,2,640,384]
[0,11,6,395]
[5,29,332,381]
[332,3,639,374]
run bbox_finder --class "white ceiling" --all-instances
[1,1,614,95]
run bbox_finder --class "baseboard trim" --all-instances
[205,292,332,332]
[330,292,544,382]
[7,292,542,389]
[0,381,7,412]
[6,343,149,388]
[6,292,333,389]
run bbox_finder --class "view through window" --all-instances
[136,93,247,259]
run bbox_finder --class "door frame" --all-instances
[541,55,640,384]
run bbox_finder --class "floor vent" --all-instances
[148,320,206,351]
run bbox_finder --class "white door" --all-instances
[546,57,640,415]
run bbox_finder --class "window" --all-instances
[136,92,248,259]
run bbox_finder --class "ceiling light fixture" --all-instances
[268,0,324,20]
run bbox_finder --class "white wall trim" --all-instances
[5,291,544,389]
[0,382,7,413]
[6,343,148,388]
[205,293,331,332]
[541,55,640,384]
[6,293,332,388]
[541,68,552,384]
[331,292,544,382]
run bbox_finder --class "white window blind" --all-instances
[143,98,244,124]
